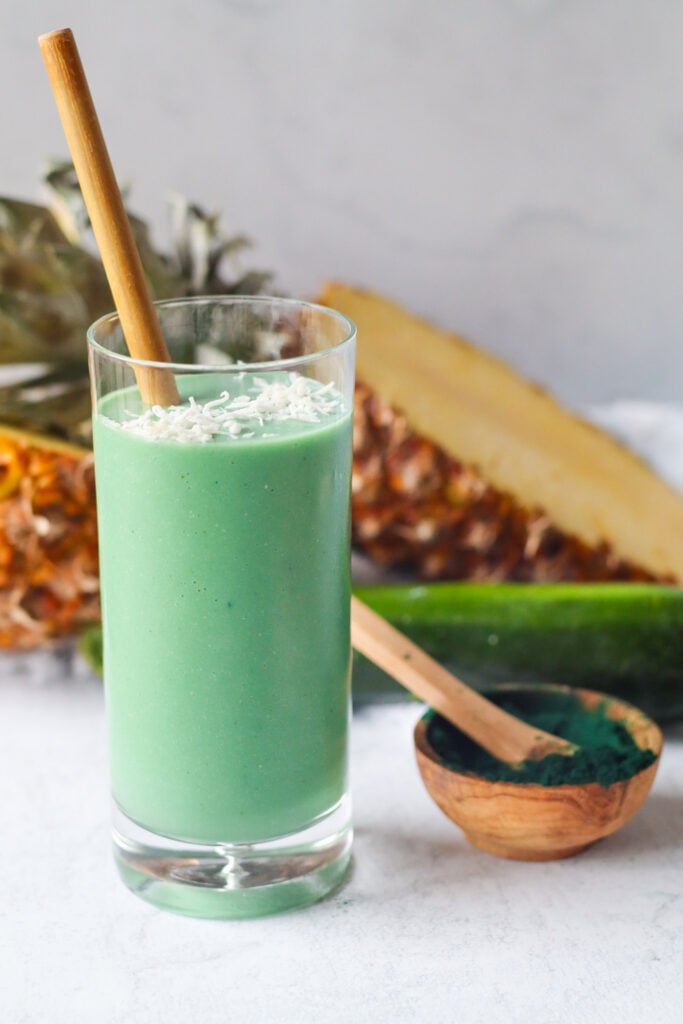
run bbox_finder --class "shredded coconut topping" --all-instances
[106,373,343,443]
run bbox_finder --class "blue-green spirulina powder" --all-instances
[427,690,657,787]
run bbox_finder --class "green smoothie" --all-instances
[93,373,352,845]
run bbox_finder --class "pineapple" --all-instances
[0,164,272,647]
[320,282,682,583]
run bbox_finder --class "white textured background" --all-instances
[4,0,683,404]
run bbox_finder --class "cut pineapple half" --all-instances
[319,282,683,582]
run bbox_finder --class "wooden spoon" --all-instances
[351,596,577,765]
[39,28,180,406]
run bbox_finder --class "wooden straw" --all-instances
[39,28,180,406]
[351,597,577,764]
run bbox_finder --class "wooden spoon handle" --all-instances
[39,29,179,406]
[351,596,576,764]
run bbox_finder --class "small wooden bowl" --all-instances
[414,683,663,861]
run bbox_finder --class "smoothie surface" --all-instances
[101,370,346,443]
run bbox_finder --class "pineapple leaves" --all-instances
[0,163,273,445]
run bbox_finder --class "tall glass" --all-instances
[88,297,356,918]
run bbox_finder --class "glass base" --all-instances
[112,798,353,919]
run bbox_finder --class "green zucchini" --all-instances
[80,582,683,723]
[353,582,683,723]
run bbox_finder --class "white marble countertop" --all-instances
[2,648,682,1024]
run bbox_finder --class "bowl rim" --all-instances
[414,681,663,793]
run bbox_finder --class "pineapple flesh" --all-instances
[320,282,681,583]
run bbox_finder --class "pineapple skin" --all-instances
[0,429,99,648]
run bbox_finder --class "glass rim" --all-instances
[86,294,356,373]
